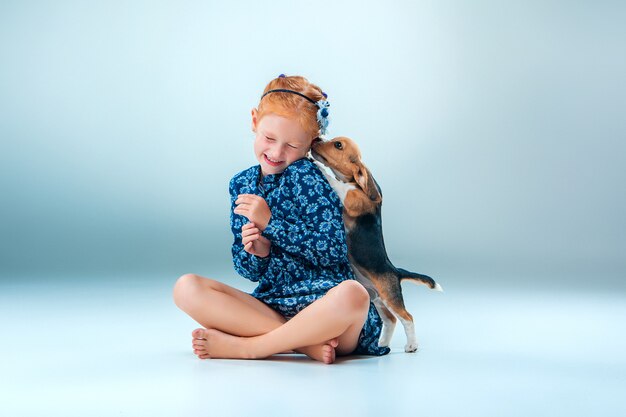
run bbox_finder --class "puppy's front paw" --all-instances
[404,342,418,353]
[378,331,392,347]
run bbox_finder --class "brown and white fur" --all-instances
[310,136,442,353]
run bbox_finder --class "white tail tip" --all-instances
[434,283,444,292]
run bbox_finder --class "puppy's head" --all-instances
[311,136,381,203]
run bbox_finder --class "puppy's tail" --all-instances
[396,268,443,292]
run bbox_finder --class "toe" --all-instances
[323,349,333,364]
[322,345,333,363]
[329,338,339,348]
[192,328,207,339]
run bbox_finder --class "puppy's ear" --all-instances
[352,161,382,203]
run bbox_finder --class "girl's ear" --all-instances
[305,137,318,153]
[352,162,382,203]
[251,108,258,132]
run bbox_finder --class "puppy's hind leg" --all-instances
[377,276,418,353]
[372,296,397,347]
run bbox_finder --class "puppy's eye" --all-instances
[334,142,343,150]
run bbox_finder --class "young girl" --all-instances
[173,74,391,364]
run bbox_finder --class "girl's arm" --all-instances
[261,169,349,268]
[229,181,270,282]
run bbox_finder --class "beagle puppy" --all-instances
[310,136,442,353]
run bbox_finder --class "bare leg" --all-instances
[173,274,338,362]
[191,280,371,363]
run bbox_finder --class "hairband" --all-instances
[260,75,330,136]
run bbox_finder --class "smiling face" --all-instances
[251,109,315,176]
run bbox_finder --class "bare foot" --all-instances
[191,328,252,359]
[191,331,296,355]
[191,328,338,363]
[295,338,338,364]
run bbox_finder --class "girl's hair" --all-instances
[257,75,326,140]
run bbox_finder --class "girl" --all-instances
[173,74,391,364]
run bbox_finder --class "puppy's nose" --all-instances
[312,137,322,148]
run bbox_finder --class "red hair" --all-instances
[256,75,326,140]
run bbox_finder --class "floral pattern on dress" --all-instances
[229,157,390,356]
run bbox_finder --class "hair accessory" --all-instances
[316,99,330,136]
[278,74,286,78]
[260,88,331,136]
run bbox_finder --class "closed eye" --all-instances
[266,136,297,149]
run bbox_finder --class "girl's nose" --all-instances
[270,146,285,160]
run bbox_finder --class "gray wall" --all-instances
[1,0,624,288]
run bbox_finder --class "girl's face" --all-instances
[251,109,313,176]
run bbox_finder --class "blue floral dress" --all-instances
[229,157,390,356]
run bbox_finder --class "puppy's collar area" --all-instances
[312,154,350,184]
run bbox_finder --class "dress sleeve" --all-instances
[261,166,349,268]
[229,178,270,282]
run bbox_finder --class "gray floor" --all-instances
[2,271,625,417]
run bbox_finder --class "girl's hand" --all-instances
[234,194,271,231]
[241,222,271,258]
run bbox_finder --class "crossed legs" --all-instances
[172,274,370,363]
